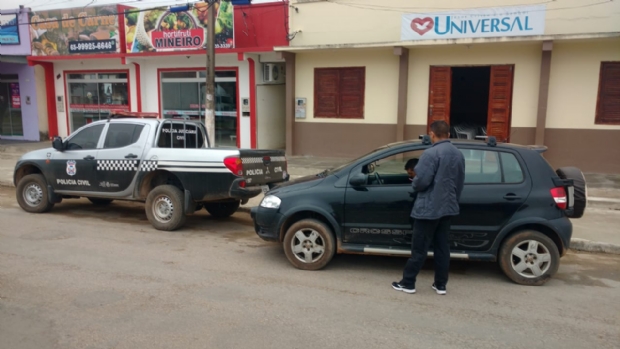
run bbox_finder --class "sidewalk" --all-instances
[1,141,619,254]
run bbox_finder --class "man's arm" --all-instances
[455,155,466,201]
[412,151,437,192]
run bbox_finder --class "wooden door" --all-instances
[487,65,514,142]
[427,66,452,132]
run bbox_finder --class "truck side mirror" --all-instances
[52,137,64,152]
[349,173,367,187]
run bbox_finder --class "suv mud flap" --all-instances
[184,189,195,215]
[47,185,62,204]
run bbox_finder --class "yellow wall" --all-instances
[289,0,620,47]
[547,38,620,130]
[295,48,400,124]
[407,43,542,128]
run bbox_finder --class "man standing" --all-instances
[392,121,465,295]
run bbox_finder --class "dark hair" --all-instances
[430,120,450,138]
[404,158,418,170]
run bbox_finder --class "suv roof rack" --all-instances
[108,111,159,120]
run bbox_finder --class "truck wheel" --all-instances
[283,219,336,271]
[499,230,560,286]
[88,198,114,206]
[204,200,240,218]
[556,167,587,218]
[16,174,55,213]
[145,185,186,231]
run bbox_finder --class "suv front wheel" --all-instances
[283,219,336,270]
[16,174,55,213]
[499,230,560,286]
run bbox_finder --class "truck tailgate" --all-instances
[239,150,288,186]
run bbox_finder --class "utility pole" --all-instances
[204,0,218,147]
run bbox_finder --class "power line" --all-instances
[325,0,616,15]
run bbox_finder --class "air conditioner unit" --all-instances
[263,63,285,84]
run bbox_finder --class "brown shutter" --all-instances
[339,68,365,118]
[595,62,620,125]
[427,66,452,132]
[314,68,339,117]
[487,65,514,142]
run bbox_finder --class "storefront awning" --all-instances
[274,32,620,52]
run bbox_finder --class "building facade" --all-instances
[0,7,47,141]
[26,1,288,149]
[276,0,620,173]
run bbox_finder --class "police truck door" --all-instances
[95,122,148,192]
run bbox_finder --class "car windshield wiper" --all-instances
[316,169,330,177]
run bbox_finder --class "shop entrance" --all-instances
[427,65,514,142]
[0,74,23,137]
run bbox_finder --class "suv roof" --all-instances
[385,137,548,153]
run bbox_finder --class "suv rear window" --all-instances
[157,122,205,149]
[460,149,524,184]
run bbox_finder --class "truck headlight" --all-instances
[260,195,281,209]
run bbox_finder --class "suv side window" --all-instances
[362,150,425,186]
[460,149,525,184]
[460,149,502,184]
[500,152,524,183]
[157,122,205,149]
[103,123,145,149]
[66,124,105,150]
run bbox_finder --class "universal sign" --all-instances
[401,4,545,41]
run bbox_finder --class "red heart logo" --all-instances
[410,17,434,36]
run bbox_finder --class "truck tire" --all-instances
[16,174,55,213]
[88,198,114,206]
[145,185,186,231]
[499,230,560,286]
[283,219,336,271]
[556,167,587,218]
[204,200,240,218]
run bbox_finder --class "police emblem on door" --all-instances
[66,160,77,176]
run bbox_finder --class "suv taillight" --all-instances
[224,156,243,176]
[550,187,567,210]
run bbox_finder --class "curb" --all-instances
[588,197,620,211]
[569,238,620,255]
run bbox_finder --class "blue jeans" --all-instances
[400,216,451,288]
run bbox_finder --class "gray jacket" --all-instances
[411,140,465,220]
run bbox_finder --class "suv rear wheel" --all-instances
[145,185,186,231]
[556,167,587,218]
[499,230,560,286]
[283,219,336,270]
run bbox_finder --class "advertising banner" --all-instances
[29,5,120,56]
[126,0,234,53]
[401,5,545,41]
[10,83,21,109]
[0,13,20,45]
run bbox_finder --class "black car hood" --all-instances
[269,173,325,194]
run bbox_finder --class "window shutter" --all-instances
[339,68,365,118]
[314,69,339,117]
[486,65,514,142]
[596,62,620,125]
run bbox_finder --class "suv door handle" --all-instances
[83,155,95,160]
[503,194,521,200]
[125,153,138,159]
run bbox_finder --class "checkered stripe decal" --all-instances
[140,160,158,172]
[97,160,139,171]
[242,156,286,164]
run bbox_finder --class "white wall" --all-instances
[257,84,286,149]
[34,65,49,137]
[546,38,620,130]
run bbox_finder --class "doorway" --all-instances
[427,65,514,142]
[0,74,23,137]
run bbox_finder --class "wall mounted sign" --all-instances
[29,5,120,56]
[401,5,546,41]
[0,13,20,45]
[126,0,234,53]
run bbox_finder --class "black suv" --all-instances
[250,137,587,286]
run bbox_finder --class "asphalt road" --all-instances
[0,187,619,349]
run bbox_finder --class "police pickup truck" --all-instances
[13,112,288,231]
